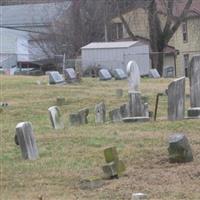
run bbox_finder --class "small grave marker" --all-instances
[64,68,77,83]
[113,68,127,80]
[48,106,64,129]
[99,69,112,81]
[95,102,106,124]
[109,108,122,123]
[49,71,65,84]
[149,69,160,78]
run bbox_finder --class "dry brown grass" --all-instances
[0,75,200,200]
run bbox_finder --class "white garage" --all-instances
[81,41,150,75]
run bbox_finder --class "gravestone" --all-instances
[168,77,185,121]
[49,71,65,84]
[122,116,150,123]
[132,193,148,200]
[109,108,122,122]
[95,102,106,123]
[99,69,112,81]
[120,104,129,118]
[127,60,140,92]
[56,97,66,106]
[116,89,123,98]
[187,55,200,118]
[102,147,125,179]
[149,69,160,78]
[15,122,39,160]
[69,108,89,125]
[163,65,175,78]
[48,106,64,129]
[64,68,77,83]
[113,68,127,80]
[168,133,193,163]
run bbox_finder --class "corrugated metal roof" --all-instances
[0,2,71,28]
[82,41,140,49]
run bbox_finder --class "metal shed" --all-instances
[81,41,150,75]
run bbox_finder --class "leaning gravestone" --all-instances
[113,68,127,80]
[95,102,106,124]
[102,146,125,179]
[163,65,175,78]
[49,71,65,84]
[168,77,185,121]
[48,106,64,129]
[168,133,193,163]
[64,68,77,83]
[149,69,160,78]
[99,69,112,81]
[15,122,39,160]
[187,55,200,118]
[109,108,122,123]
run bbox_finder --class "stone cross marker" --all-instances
[95,102,106,123]
[168,133,193,163]
[113,68,127,80]
[48,106,64,129]
[49,71,65,84]
[168,77,185,121]
[64,68,77,83]
[127,60,140,92]
[99,69,112,81]
[15,122,39,160]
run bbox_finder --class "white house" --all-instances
[81,41,150,75]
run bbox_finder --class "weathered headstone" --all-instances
[69,108,89,126]
[187,55,200,118]
[15,122,39,160]
[127,60,140,92]
[56,97,66,106]
[49,71,65,84]
[132,193,148,200]
[149,69,160,78]
[113,68,127,80]
[102,147,125,179]
[64,68,77,83]
[163,65,175,78]
[168,77,185,121]
[116,89,123,98]
[168,133,193,163]
[120,103,129,118]
[109,108,122,122]
[99,69,112,81]
[95,102,106,123]
[48,106,64,129]
[122,116,150,123]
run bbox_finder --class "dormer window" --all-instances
[182,22,188,43]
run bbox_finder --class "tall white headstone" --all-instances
[127,60,140,92]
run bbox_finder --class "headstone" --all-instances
[49,71,65,84]
[149,69,160,78]
[168,77,185,121]
[48,106,64,129]
[116,89,123,98]
[95,102,106,123]
[122,116,150,123]
[99,69,112,81]
[168,133,193,163]
[64,68,77,83]
[127,60,140,92]
[188,55,200,117]
[132,193,148,200]
[102,147,125,179]
[163,65,175,78]
[69,108,89,126]
[113,68,127,80]
[15,122,39,160]
[120,104,129,118]
[56,97,66,106]
[109,108,122,122]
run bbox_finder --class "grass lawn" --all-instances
[0,75,200,200]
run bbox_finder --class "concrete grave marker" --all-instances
[95,102,106,123]
[49,71,65,84]
[127,60,140,92]
[188,55,200,118]
[168,77,185,121]
[99,69,112,81]
[69,108,89,126]
[15,122,39,160]
[64,68,77,83]
[109,108,122,123]
[168,133,193,163]
[163,65,175,78]
[48,106,64,129]
[149,69,160,78]
[113,68,127,80]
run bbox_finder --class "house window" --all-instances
[182,22,188,43]
[116,23,123,39]
[183,54,189,76]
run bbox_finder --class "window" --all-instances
[184,54,189,76]
[182,22,188,43]
[116,23,123,39]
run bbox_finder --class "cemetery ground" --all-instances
[1,75,200,200]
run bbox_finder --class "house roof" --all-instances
[0,2,71,30]
[81,41,140,49]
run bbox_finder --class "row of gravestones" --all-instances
[168,55,200,120]
[149,65,175,78]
